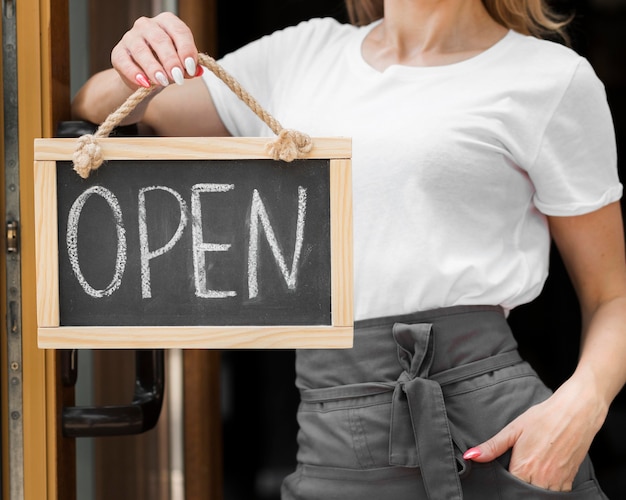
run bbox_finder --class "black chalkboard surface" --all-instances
[34,137,353,349]
[57,159,331,326]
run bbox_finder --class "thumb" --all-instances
[463,425,519,463]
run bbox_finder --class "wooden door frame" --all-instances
[24,0,72,494]
[2,0,71,498]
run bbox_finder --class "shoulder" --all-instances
[287,16,355,37]
[273,17,356,41]
[505,31,598,82]
[498,31,606,106]
[233,17,356,58]
[506,31,582,63]
[216,17,358,83]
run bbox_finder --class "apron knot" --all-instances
[389,322,463,500]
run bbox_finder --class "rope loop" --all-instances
[73,53,312,178]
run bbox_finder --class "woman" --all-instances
[72,1,626,498]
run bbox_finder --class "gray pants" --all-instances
[282,305,608,499]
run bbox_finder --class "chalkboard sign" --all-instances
[34,137,352,349]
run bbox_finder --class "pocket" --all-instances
[444,361,551,447]
[295,390,395,469]
[465,461,606,499]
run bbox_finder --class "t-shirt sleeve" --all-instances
[528,58,622,216]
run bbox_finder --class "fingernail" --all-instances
[463,447,482,460]
[172,66,184,85]
[184,57,196,77]
[135,73,151,88]
[155,71,169,87]
[195,65,204,77]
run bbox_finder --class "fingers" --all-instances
[463,412,577,492]
[463,423,519,463]
[111,12,200,89]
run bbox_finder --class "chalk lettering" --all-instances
[65,183,310,302]
[191,183,237,299]
[138,186,189,299]
[248,186,307,299]
[66,185,127,298]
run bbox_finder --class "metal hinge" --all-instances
[3,0,15,19]
[6,219,18,253]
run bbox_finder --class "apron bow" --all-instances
[390,322,463,500]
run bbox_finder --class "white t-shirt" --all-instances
[202,18,622,321]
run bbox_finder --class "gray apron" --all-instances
[282,305,608,499]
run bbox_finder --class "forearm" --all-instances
[71,68,159,126]
[546,203,626,417]
[572,295,626,412]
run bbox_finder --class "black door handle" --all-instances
[62,349,165,438]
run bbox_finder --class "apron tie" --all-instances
[390,322,463,500]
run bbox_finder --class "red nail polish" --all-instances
[135,73,151,88]
[195,65,204,77]
[463,447,482,460]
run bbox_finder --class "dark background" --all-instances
[215,1,626,498]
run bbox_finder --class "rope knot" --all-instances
[266,129,313,162]
[73,134,104,179]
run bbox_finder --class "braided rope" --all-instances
[73,53,312,178]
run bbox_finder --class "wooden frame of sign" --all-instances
[34,137,353,349]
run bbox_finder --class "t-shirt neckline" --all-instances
[351,20,517,78]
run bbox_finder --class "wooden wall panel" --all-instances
[179,0,218,56]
